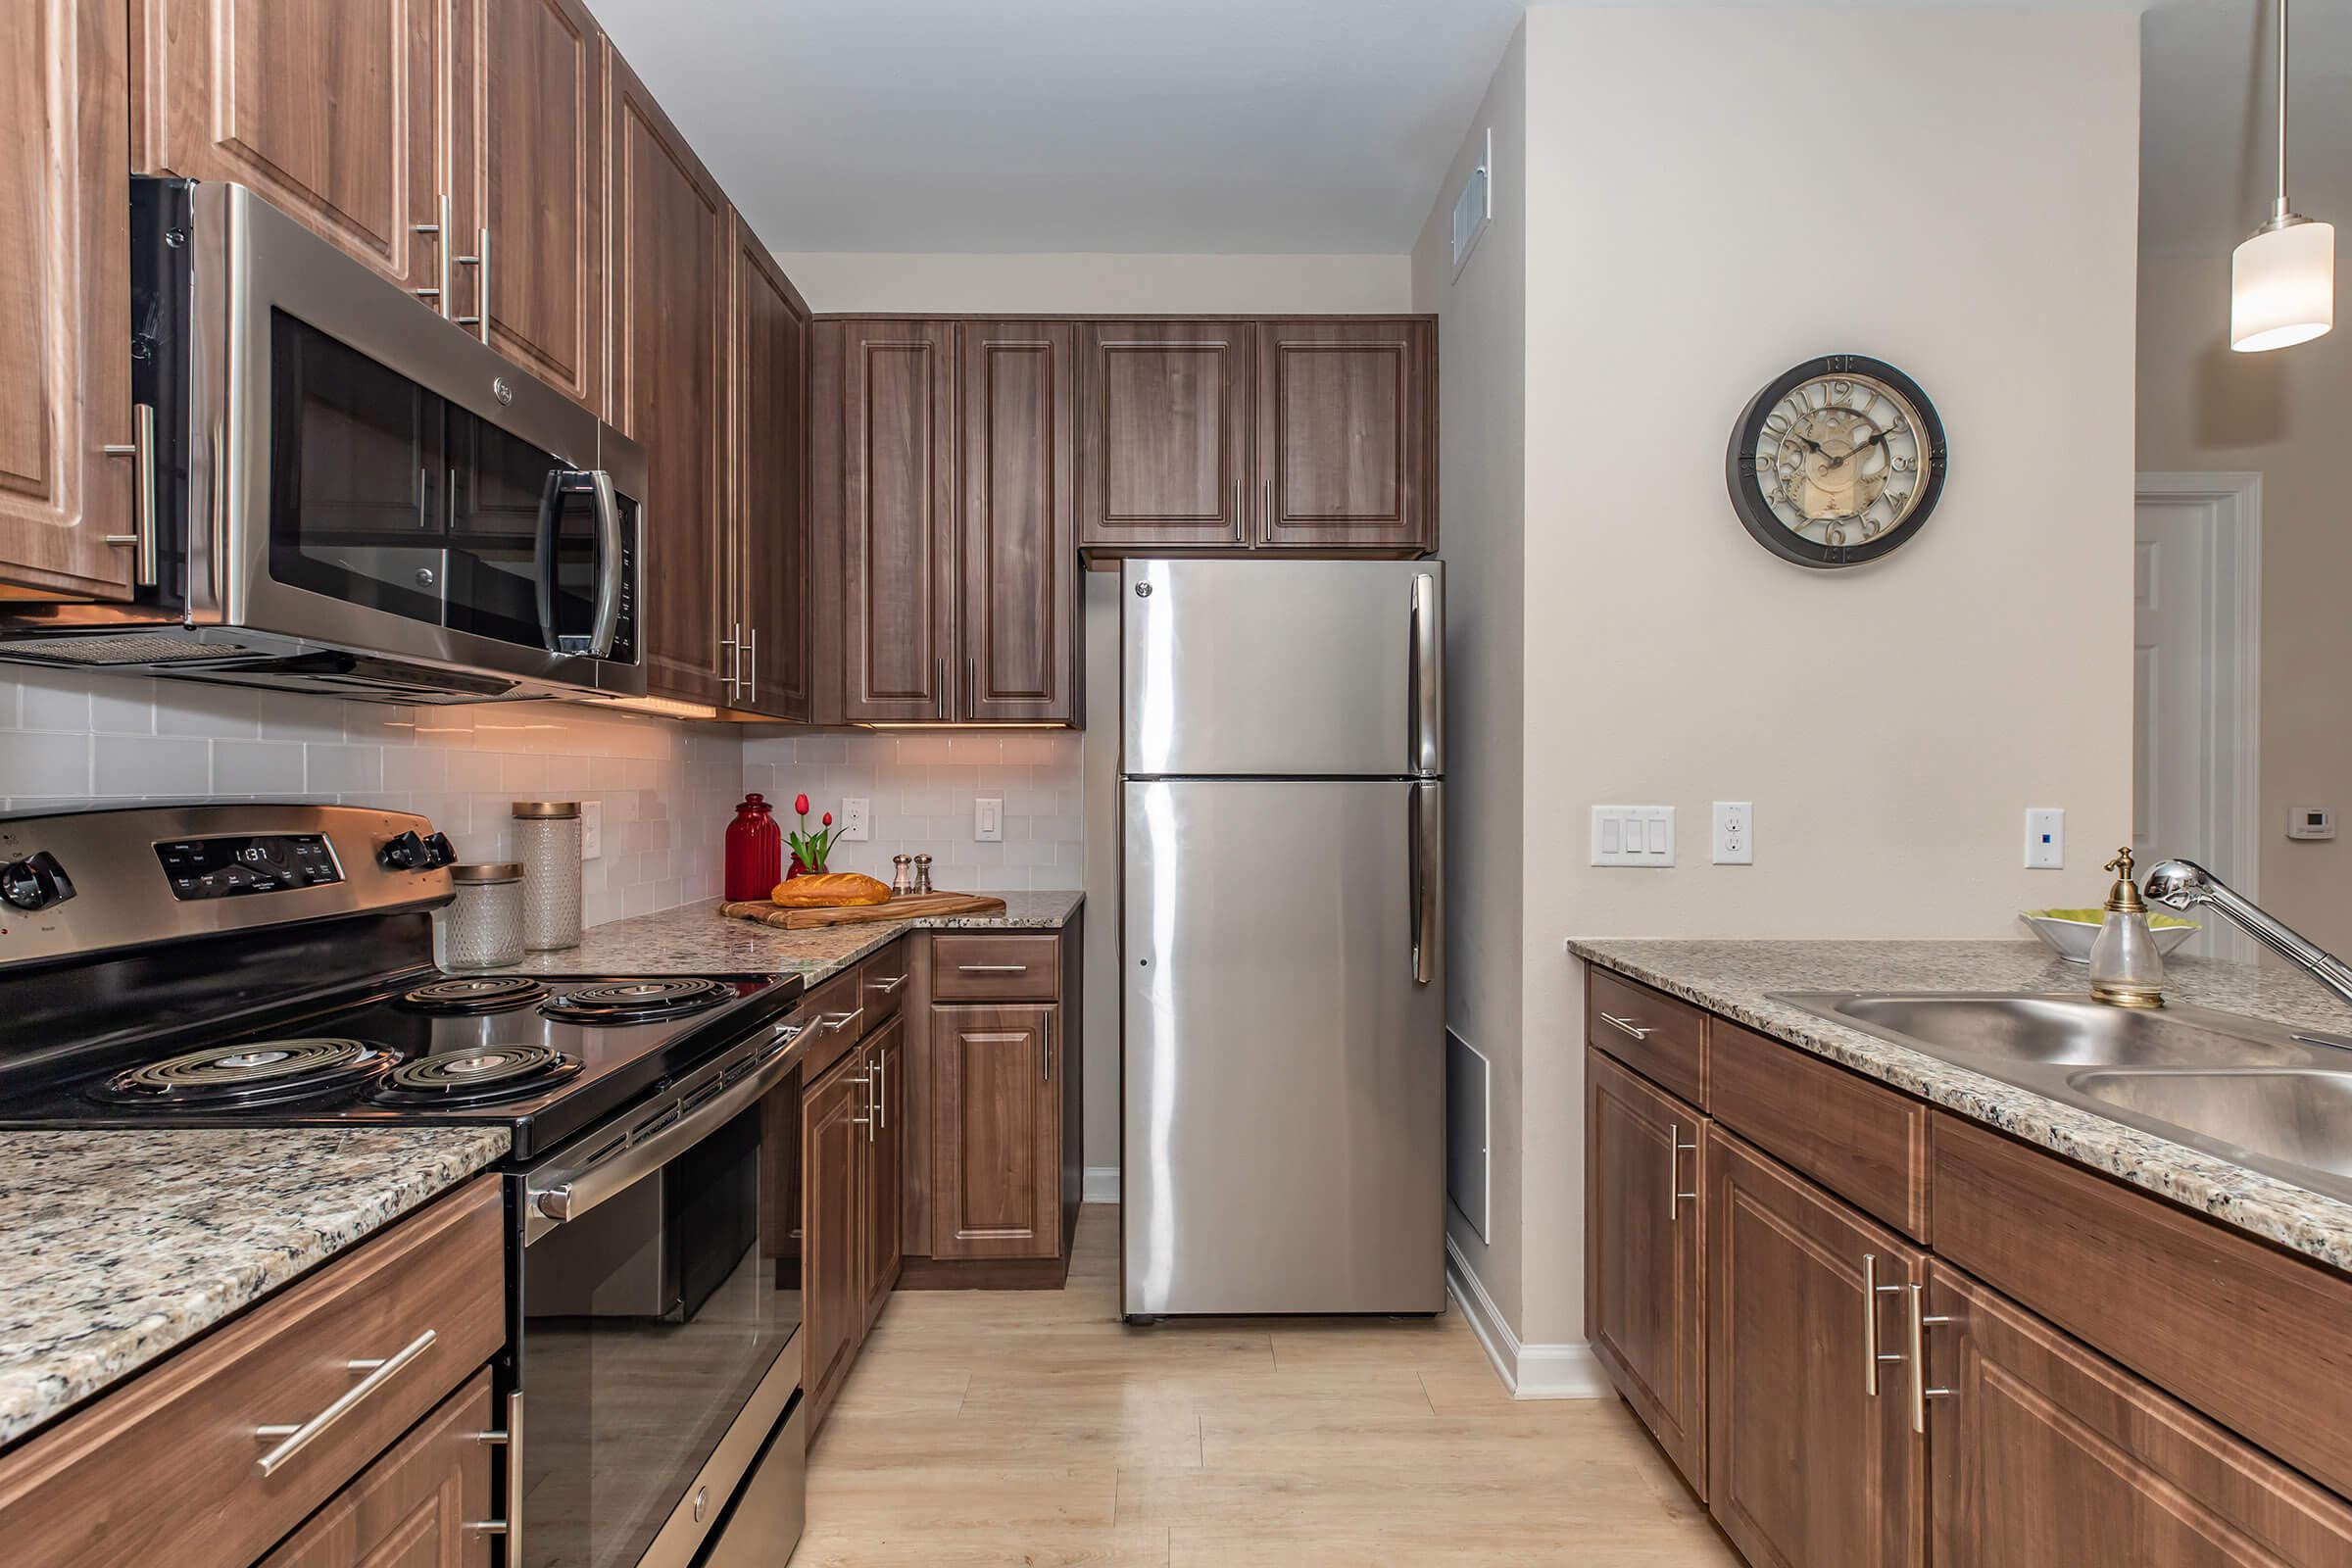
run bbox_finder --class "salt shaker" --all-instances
[512,801,583,951]
[913,853,935,895]
[445,863,526,969]
[891,854,915,897]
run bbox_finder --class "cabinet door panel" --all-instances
[606,45,729,705]
[960,321,1076,722]
[1929,1263,2352,1568]
[930,1004,1058,1260]
[139,0,442,300]
[1255,319,1432,552]
[1076,321,1250,550]
[0,0,136,598]
[803,1047,866,1432]
[731,216,811,718]
[255,1370,496,1568]
[864,1015,906,1328]
[1586,1049,1705,1496]
[451,0,603,409]
[833,320,956,721]
[1708,1128,1925,1568]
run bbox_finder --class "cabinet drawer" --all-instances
[1710,1020,1929,1242]
[257,1367,498,1567]
[0,1176,504,1568]
[932,934,1059,1001]
[1586,966,1706,1106]
[859,938,913,1032]
[1932,1112,2352,1502]
[798,967,866,1079]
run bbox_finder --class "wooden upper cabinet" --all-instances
[449,0,605,409]
[1254,318,1433,552]
[1708,1128,1926,1568]
[605,44,730,706]
[135,0,446,306]
[824,319,957,722]
[1586,1050,1706,1498]
[960,321,1076,723]
[730,215,811,719]
[930,1004,1060,1261]
[1075,320,1251,550]
[0,0,136,600]
[1927,1263,2352,1568]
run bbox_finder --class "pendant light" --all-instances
[2231,0,2333,353]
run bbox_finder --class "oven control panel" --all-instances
[156,834,344,900]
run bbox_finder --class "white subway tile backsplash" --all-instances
[93,734,209,796]
[211,739,306,795]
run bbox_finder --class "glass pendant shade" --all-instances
[2232,219,2334,352]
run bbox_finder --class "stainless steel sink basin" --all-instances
[1775,991,2352,1203]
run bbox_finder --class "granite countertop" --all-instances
[511,891,1083,985]
[0,1126,509,1451]
[1569,938,2352,1274]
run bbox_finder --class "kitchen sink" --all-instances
[1775,991,2352,1203]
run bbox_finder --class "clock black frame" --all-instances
[1725,354,1948,569]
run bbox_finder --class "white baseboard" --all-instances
[1082,1165,1122,1204]
[1446,1235,1609,1399]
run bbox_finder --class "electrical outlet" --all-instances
[1712,801,1753,865]
[2026,808,2065,869]
[975,798,1004,843]
[1591,806,1675,867]
[580,800,602,860]
[839,797,870,842]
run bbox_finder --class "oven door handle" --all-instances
[526,1040,796,1236]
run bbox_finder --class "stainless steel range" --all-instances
[0,803,809,1568]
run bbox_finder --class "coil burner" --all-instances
[373,1044,582,1106]
[400,975,551,1014]
[95,1038,396,1107]
[540,977,733,1025]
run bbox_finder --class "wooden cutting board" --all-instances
[718,891,1007,930]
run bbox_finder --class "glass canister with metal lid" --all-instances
[512,801,584,951]
[446,862,526,969]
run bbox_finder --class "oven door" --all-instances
[198,181,647,698]
[514,1054,803,1568]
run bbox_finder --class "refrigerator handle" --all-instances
[1410,781,1442,986]
[1409,571,1443,775]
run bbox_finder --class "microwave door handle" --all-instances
[532,468,564,653]
[588,469,622,659]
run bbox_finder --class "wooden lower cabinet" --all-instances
[1927,1263,2352,1568]
[1585,1049,1706,1496]
[1707,1127,1926,1568]
[929,1004,1059,1260]
[802,1043,868,1430]
[863,1013,907,1329]
[257,1369,497,1568]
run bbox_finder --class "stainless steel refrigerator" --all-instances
[1119,558,1445,1318]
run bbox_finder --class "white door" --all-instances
[2133,477,2260,961]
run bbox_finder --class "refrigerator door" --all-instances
[1123,776,1444,1315]
[1123,559,1443,778]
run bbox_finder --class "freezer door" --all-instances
[1122,777,1445,1315]
[1123,558,1443,778]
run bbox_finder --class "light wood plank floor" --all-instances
[798,1205,1740,1566]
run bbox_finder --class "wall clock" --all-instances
[1725,355,1947,569]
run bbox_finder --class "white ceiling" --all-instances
[2142,0,2352,257]
[591,0,1528,256]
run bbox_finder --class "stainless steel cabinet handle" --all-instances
[1598,1012,1652,1041]
[1861,1253,1907,1396]
[747,624,760,705]
[862,1056,877,1143]
[101,403,159,586]
[254,1329,437,1476]
[957,963,1029,975]
[968,656,978,716]
[867,973,908,995]
[1906,1282,1956,1434]
[464,1390,522,1545]
[1263,478,1272,526]
[454,226,489,345]
[411,193,449,311]
[876,1049,887,1130]
[720,622,742,699]
[1665,1122,1697,1217]
[820,1006,866,1034]
[1042,1009,1052,1085]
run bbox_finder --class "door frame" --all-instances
[2132,471,2262,960]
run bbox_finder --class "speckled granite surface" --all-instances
[510,892,1083,984]
[0,1126,508,1450]
[1568,939,2352,1273]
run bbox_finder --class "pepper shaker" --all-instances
[891,854,915,897]
[913,853,934,895]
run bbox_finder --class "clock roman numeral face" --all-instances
[1750,373,1930,548]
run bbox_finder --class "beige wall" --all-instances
[1412,22,1529,1335]
[771,252,1412,317]
[2137,253,2352,955]
[1434,5,2141,1350]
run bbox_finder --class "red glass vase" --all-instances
[724,793,783,902]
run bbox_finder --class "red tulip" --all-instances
[822,811,833,826]
[794,793,810,816]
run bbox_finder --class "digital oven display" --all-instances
[155,835,344,901]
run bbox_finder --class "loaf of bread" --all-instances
[768,872,893,908]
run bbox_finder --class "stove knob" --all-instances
[1,853,71,911]
[422,832,457,867]
[380,831,429,871]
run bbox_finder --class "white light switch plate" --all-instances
[1592,806,1675,867]
[2026,808,2065,869]
[839,797,870,842]
[1712,802,1753,864]
[975,798,1004,843]
[580,800,602,860]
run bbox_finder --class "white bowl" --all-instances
[2020,909,2200,965]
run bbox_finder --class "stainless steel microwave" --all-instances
[0,178,647,704]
